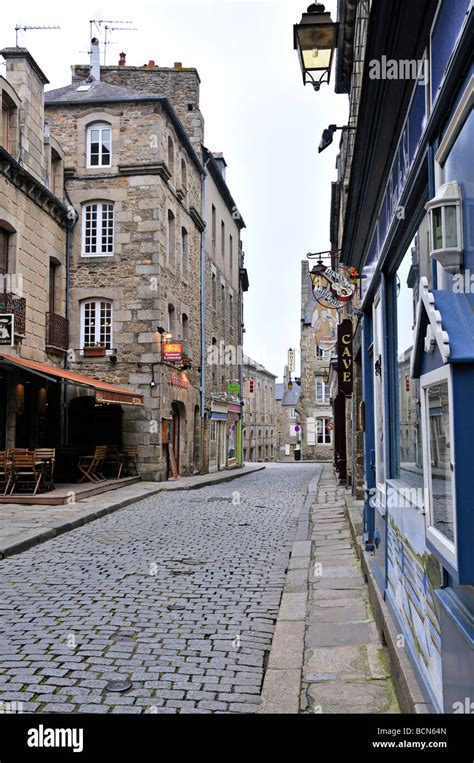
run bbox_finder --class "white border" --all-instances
[420,364,457,569]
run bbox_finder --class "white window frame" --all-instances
[289,408,296,419]
[373,289,387,506]
[86,123,112,168]
[80,299,114,355]
[316,417,332,445]
[82,202,114,257]
[316,376,330,403]
[420,364,457,570]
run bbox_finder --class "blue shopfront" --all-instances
[346,0,473,712]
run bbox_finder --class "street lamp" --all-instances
[318,124,354,153]
[293,4,338,91]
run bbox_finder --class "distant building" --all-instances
[297,261,333,460]
[242,356,276,462]
[275,366,301,461]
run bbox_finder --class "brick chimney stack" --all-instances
[119,52,126,67]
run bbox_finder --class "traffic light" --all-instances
[249,378,254,393]
[405,377,410,391]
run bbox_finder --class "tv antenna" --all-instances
[89,18,136,64]
[15,24,60,47]
[103,24,137,64]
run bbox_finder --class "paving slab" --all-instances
[306,621,375,648]
[307,680,398,714]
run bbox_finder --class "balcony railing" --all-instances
[46,313,69,352]
[0,292,26,336]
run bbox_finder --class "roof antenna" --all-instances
[15,24,60,47]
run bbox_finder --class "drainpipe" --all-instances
[62,185,77,446]
[200,157,210,473]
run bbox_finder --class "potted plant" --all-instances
[83,342,107,357]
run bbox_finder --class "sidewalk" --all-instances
[0,464,265,560]
[260,463,400,714]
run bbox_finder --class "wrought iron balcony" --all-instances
[46,313,69,352]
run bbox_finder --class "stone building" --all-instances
[44,41,205,480]
[0,48,69,449]
[275,368,301,461]
[297,261,333,460]
[242,356,276,463]
[202,148,247,472]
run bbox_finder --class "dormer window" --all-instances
[425,181,463,273]
[87,123,111,168]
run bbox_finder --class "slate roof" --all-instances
[45,80,165,104]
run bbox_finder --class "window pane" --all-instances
[444,206,457,248]
[428,381,454,543]
[395,229,426,496]
[432,207,443,250]
[0,229,8,274]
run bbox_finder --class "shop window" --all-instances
[82,202,114,256]
[87,123,111,168]
[80,299,113,352]
[393,225,430,503]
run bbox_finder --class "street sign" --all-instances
[337,319,353,395]
[163,341,182,362]
[226,382,241,394]
[288,348,296,373]
[294,425,300,432]
[0,314,14,346]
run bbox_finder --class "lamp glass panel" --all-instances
[432,207,443,250]
[444,205,458,248]
[301,47,332,71]
[298,25,335,70]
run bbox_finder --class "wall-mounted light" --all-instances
[425,181,463,273]
[318,124,355,153]
[293,4,338,91]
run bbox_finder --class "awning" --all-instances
[0,353,144,406]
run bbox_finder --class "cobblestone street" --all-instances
[0,463,320,714]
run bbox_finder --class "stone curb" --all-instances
[343,495,429,714]
[259,467,321,713]
[0,464,266,561]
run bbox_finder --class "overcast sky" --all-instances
[2,0,348,381]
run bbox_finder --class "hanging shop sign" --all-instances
[0,314,14,346]
[226,382,241,394]
[311,305,338,350]
[337,319,353,395]
[310,264,358,310]
[163,341,183,362]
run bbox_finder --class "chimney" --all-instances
[0,47,49,181]
[90,38,100,81]
[119,52,126,67]
[174,62,182,69]
[212,152,227,180]
[147,60,156,68]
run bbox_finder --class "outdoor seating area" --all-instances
[0,444,139,499]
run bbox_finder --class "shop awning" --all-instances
[0,353,144,406]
